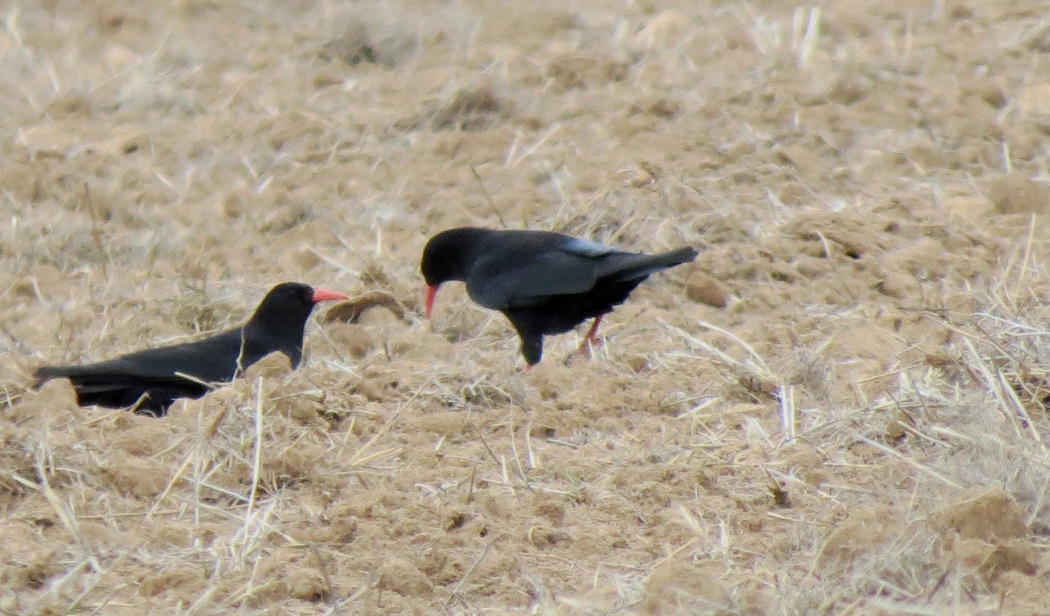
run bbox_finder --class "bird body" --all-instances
[34,282,348,416]
[421,227,697,366]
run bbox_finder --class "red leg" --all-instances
[577,315,605,356]
[584,315,603,342]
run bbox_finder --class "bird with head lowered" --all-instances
[421,227,697,367]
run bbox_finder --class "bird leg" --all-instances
[577,315,605,356]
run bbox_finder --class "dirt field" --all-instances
[4,0,1050,613]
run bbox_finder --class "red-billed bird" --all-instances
[421,227,697,367]
[33,282,349,416]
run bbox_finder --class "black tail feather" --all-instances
[602,246,698,283]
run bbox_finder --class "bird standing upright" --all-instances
[33,282,349,416]
[421,227,697,367]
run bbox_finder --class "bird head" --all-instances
[420,227,489,319]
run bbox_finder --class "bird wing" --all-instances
[562,237,619,257]
[36,368,200,394]
[462,234,696,310]
[36,329,247,386]
[467,250,608,309]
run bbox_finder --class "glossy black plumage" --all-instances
[421,227,698,366]
[33,282,348,416]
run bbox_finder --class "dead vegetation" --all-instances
[3,0,1050,614]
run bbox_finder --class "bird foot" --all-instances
[565,336,604,365]
[577,336,603,356]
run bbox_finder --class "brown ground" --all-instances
[4,0,1050,613]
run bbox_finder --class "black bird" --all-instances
[421,227,698,367]
[33,282,349,416]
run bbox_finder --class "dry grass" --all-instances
[3,0,1050,614]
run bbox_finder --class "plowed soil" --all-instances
[4,1,1050,614]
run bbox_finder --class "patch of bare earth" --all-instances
[3,0,1050,613]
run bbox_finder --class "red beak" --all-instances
[425,284,439,319]
[311,288,350,303]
